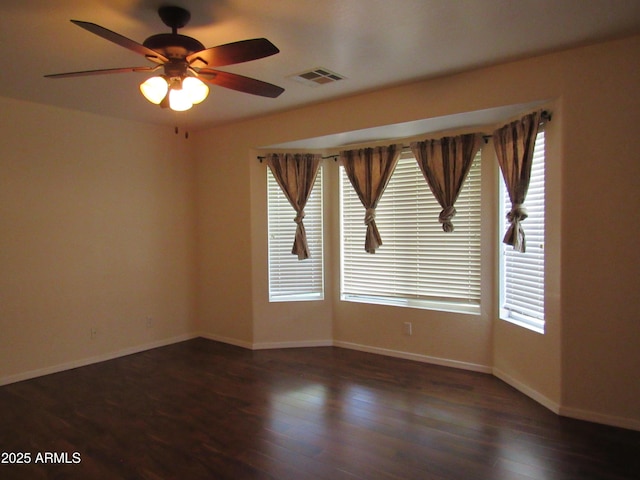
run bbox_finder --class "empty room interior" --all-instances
[1,0,640,478]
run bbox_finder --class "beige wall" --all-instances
[0,97,197,382]
[194,35,640,428]
[557,39,640,424]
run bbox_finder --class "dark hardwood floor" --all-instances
[1,338,639,479]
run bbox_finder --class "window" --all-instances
[267,166,324,301]
[340,150,482,314]
[500,130,545,333]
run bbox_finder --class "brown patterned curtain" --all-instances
[493,111,543,252]
[340,144,402,253]
[410,133,483,232]
[266,153,322,260]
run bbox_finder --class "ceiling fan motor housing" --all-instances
[143,6,204,61]
[143,33,205,59]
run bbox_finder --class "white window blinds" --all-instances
[341,150,482,314]
[500,130,545,332]
[267,166,324,301]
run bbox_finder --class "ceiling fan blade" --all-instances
[71,20,168,64]
[198,69,284,98]
[45,66,159,79]
[187,38,279,68]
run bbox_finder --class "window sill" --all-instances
[269,292,324,303]
[500,310,545,334]
[341,294,480,315]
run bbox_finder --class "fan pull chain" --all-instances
[174,126,189,139]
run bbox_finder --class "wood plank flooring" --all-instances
[1,338,639,479]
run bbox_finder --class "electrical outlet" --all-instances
[90,327,98,339]
[146,316,154,329]
[403,322,412,336]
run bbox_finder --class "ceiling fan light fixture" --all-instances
[141,75,208,111]
[182,77,209,104]
[168,86,193,111]
[140,76,169,104]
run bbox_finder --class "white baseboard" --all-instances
[197,332,333,351]
[199,336,490,373]
[0,333,198,387]
[333,340,493,374]
[493,368,640,432]
[558,405,640,432]
[492,367,561,414]
[252,339,333,350]
[197,332,253,350]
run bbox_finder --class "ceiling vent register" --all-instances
[289,67,346,86]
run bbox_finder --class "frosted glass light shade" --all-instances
[183,77,209,104]
[141,76,208,111]
[140,76,169,104]
[168,88,193,111]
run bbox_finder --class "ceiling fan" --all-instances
[45,6,285,111]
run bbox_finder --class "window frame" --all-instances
[499,129,546,333]
[340,149,482,315]
[267,164,324,302]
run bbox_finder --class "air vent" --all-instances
[288,67,346,87]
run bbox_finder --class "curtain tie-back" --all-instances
[364,208,376,226]
[294,210,305,224]
[504,203,528,252]
[506,204,528,223]
[438,206,457,233]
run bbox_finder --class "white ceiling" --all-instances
[2,0,640,131]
